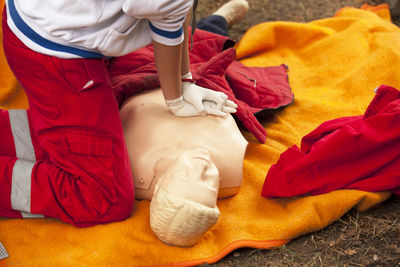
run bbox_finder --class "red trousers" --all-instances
[0,12,134,227]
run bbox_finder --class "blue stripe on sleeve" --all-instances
[149,22,183,39]
[7,0,104,58]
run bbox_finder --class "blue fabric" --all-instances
[197,15,228,36]
[149,22,183,39]
[7,0,104,58]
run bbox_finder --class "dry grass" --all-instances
[196,0,400,266]
[203,199,400,266]
[196,0,400,41]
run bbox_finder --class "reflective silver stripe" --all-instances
[9,110,44,218]
[11,159,34,213]
[21,211,44,218]
[8,109,36,161]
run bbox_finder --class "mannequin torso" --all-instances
[120,88,248,200]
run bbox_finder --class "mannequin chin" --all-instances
[119,88,248,246]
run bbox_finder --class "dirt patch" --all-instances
[197,0,397,41]
[196,0,400,266]
[207,199,400,266]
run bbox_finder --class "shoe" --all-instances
[213,0,249,27]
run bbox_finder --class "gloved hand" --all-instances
[166,96,205,117]
[182,81,230,113]
[203,100,237,116]
[166,72,238,117]
[181,72,237,113]
[166,97,237,117]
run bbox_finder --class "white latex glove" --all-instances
[166,96,206,117]
[166,97,237,117]
[181,71,235,113]
[166,72,238,117]
[182,81,230,113]
[203,100,237,116]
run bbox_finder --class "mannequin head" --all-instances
[119,88,248,246]
[149,148,220,246]
[150,186,220,247]
[153,148,219,207]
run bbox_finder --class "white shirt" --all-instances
[6,0,193,58]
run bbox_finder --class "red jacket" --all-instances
[262,85,400,198]
[108,29,293,143]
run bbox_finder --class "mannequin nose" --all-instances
[191,157,219,190]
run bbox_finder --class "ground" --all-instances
[196,1,400,266]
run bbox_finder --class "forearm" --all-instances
[153,41,183,100]
[181,11,191,77]
[153,7,191,101]
[152,7,236,117]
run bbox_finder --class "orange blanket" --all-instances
[0,4,397,266]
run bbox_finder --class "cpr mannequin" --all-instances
[119,88,248,246]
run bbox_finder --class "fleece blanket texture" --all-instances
[0,3,397,267]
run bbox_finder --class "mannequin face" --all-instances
[154,148,220,208]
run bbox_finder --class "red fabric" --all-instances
[1,14,134,227]
[108,29,293,143]
[0,109,16,157]
[225,62,293,114]
[261,85,400,198]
